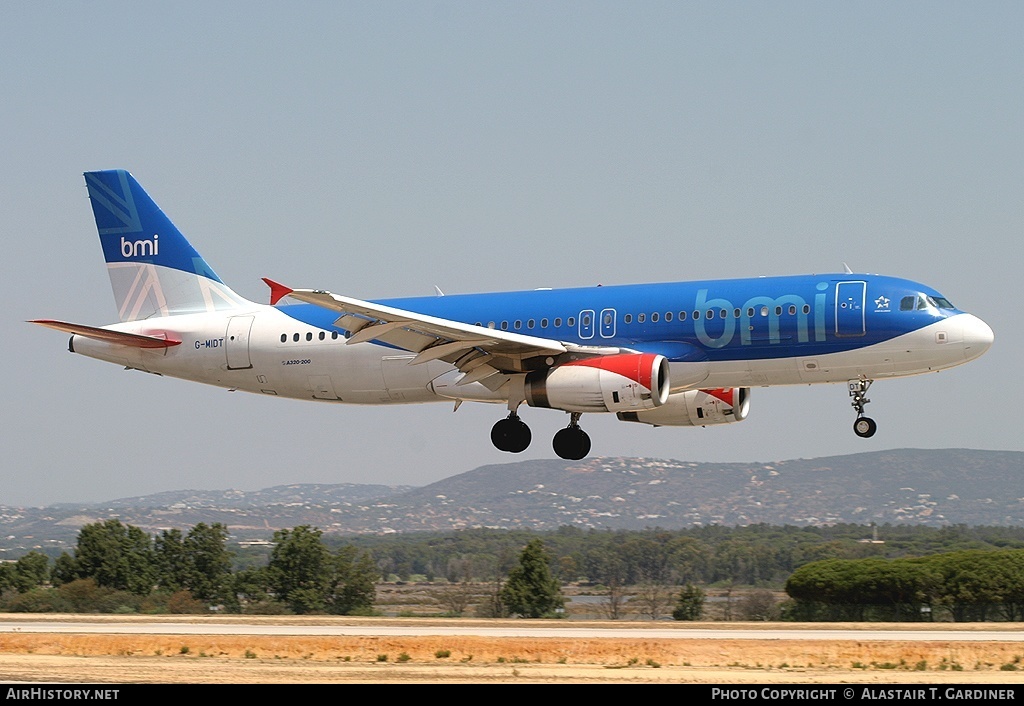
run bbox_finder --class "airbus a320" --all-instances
[32,170,994,460]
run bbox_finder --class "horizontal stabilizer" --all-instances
[29,320,181,348]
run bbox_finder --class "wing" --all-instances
[280,284,615,388]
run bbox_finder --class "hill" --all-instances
[1,449,1021,553]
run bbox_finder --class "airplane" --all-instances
[32,170,994,461]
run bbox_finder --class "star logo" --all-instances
[874,295,890,310]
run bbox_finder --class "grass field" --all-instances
[2,616,1024,683]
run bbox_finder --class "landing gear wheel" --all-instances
[853,416,877,438]
[553,425,591,460]
[848,379,876,439]
[491,415,532,453]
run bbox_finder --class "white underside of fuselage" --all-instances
[70,306,985,411]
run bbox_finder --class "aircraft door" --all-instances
[835,281,866,337]
[599,308,616,338]
[225,315,254,369]
[579,310,595,339]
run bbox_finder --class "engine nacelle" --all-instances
[616,387,750,426]
[525,353,670,413]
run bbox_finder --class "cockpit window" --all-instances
[903,293,956,312]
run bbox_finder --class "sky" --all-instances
[2,2,1021,507]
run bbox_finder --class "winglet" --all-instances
[262,278,293,305]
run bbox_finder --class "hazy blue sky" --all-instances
[3,2,1020,507]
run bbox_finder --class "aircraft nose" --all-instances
[961,314,994,360]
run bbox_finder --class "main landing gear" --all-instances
[490,410,593,460]
[552,413,591,461]
[848,378,877,438]
[490,412,531,453]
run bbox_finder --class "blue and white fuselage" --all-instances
[34,170,993,460]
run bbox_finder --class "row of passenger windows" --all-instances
[475,304,812,331]
[281,331,341,343]
[279,303,816,342]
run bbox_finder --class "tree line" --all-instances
[785,549,1024,622]
[338,523,1024,586]
[5,520,1024,620]
[0,520,377,615]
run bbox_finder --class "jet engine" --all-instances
[525,353,670,413]
[616,387,750,426]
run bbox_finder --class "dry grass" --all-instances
[2,617,1024,683]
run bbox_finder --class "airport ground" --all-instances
[2,615,1024,684]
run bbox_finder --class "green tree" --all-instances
[672,583,706,621]
[154,528,189,592]
[267,525,331,613]
[74,519,155,595]
[50,552,79,587]
[326,545,378,615]
[500,539,563,618]
[12,551,50,593]
[184,523,232,602]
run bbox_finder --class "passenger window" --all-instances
[306,332,313,341]
[568,317,575,326]
[693,310,700,320]
[624,314,632,324]
[651,312,659,322]
[678,311,687,321]
[789,305,796,315]
[554,318,562,327]
[527,319,535,329]
[293,333,300,342]
[665,312,673,322]
[319,332,325,340]
[331,331,339,339]
[541,318,548,328]
[280,334,287,343]
[501,321,508,330]
[638,313,646,323]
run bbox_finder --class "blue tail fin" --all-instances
[84,170,250,321]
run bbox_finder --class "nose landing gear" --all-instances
[849,378,877,438]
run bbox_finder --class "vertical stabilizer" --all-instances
[84,170,250,321]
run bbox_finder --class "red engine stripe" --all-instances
[562,354,657,391]
[703,388,734,406]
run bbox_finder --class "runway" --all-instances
[3,618,1022,641]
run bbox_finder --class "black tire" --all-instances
[491,417,532,453]
[553,427,592,460]
[853,416,877,438]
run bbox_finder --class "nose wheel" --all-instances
[491,413,532,453]
[552,413,591,460]
[849,379,877,438]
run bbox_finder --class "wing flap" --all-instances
[30,320,182,348]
